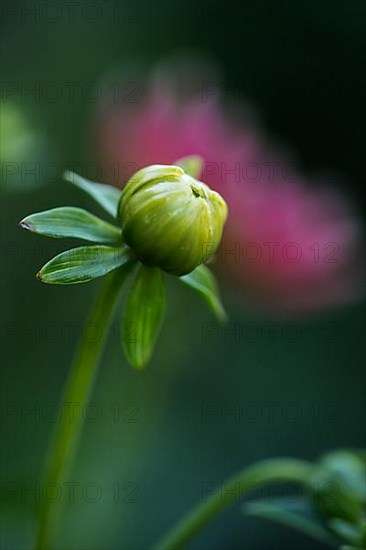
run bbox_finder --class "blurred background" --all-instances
[1,1,365,549]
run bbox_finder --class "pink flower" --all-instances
[96,60,364,314]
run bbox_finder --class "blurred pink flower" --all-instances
[96,60,364,314]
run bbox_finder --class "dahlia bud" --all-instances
[118,165,228,276]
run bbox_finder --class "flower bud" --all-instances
[118,165,227,276]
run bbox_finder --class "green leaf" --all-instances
[328,518,362,546]
[175,155,203,179]
[20,207,122,244]
[316,449,366,503]
[37,245,134,284]
[122,266,166,368]
[245,499,336,546]
[64,170,122,218]
[180,264,227,322]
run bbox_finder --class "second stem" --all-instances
[35,267,129,550]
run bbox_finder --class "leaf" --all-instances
[122,266,166,368]
[180,264,227,322]
[64,170,122,218]
[316,449,366,503]
[175,155,203,179]
[328,518,362,546]
[37,245,134,284]
[19,207,122,244]
[245,499,336,546]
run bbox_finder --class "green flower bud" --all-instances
[118,165,228,276]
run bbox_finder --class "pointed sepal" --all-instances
[180,264,227,322]
[64,171,122,218]
[37,245,134,284]
[121,266,166,368]
[20,207,121,244]
[174,155,203,179]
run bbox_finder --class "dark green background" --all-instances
[1,1,365,549]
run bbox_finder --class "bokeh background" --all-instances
[1,1,365,549]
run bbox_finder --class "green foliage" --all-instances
[245,499,336,546]
[245,449,366,549]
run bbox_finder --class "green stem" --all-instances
[34,268,128,550]
[153,458,314,550]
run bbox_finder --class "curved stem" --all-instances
[34,267,129,550]
[153,458,313,550]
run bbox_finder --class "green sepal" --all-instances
[121,266,166,368]
[175,155,203,179]
[20,207,122,244]
[64,171,122,218]
[180,264,227,322]
[37,245,134,284]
